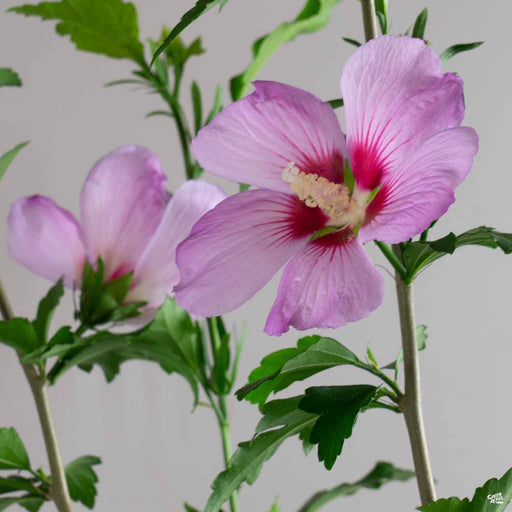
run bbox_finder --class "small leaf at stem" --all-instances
[440,42,483,63]
[412,8,428,39]
[342,37,361,47]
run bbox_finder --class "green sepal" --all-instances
[65,456,101,509]
[299,385,378,470]
[0,69,22,87]
[341,37,361,48]
[298,460,414,512]
[191,81,203,134]
[0,142,29,183]
[343,158,355,195]
[309,225,344,243]
[375,0,388,34]
[365,184,382,205]
[412,8,428,40]
[440,42,483,63]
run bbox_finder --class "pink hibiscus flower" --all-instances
[8,145,225,313]
[174,35,479,336]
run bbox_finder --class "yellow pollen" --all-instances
[282,162,360,225]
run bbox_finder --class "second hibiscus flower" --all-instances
[174,35,479,336]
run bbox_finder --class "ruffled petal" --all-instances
[341,35,466,191]
[80,146,169,280]
[7,196,86,286]
[191,81,347,193]
[174,189,328,317]
[265,233,384,335]
[127,180,226,308]
[359,127,479,243]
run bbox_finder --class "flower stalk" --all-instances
[0,277,74,512]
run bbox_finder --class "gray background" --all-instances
[1,0,511,510]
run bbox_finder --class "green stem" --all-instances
[392,246,436,505]
[0,278,73,512]
[375,241,407,280]
[360,0,379,41]
[354,361,402,400]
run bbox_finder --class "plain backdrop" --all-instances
[1,0,511,511]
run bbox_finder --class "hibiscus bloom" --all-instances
[174,35,478,336]
[8,145,225,315]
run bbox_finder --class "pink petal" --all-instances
[7,196,86,286]
[80,146,169,280]
[191,81,347,193]
[359,127,479,243]
[265,233,384,336]
[341,35,466,191]
[127,180,226,308]
[174,189,328,317]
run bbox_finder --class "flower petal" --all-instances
[191,81,347,193]
[7,196,86,286]
[265,233,384,336]
[127,180,226,308]
[80,145,169,280]
[174,189,328,316]
[341,35,466,191]
[359,127,479,243]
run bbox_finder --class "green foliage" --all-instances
[299,385,377,470]
[9,0,145,66]
[160,34,205,70]
[236,335,360,406]
[191,81,203,134]
[0,319,39,355]
[269,498,280,512]
[65,456,101,509]
[184,504,201,512]
[0,496,45,512]
[205,84,223,124]
[205,397,317,512]
[400,226,512,282]
[342,37,361,48]
[0,142,29,183]
[418,466,512,512]
[33,280,64,346]
[375,0,389,34]
[412,8,428,40]
[440,42,484,63]
[327,98,344,109]
[0,69,22,87]
[230,0,342,100]
[298,460,415,512]
[0,429,31,471]
[152,0,228,65]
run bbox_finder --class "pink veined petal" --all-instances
[359,126,479,244]
[265,233,384,336]
[7,196,86,286]
[127,180,226,308]
[191,81,347,193]
[341,35,466,191]
[174,189,328,317]
[80,145,169,280]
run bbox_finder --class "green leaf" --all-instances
[230,0,342,100]
[0,69,22,87]
[32,280,64,346]
[401,227,512,280]
[184,505,201,512]
[327,98,343,109]
[9,0,145,66]
[299,385,377,470]
[0,496,45,512]
[145,110,173,119]
[0,319,39,355]
[341,37,361,47]
[0,428,31,471]
[159,34,205,69]
[0,142,29,183]
[412,8,428,40]
[418,466,512,512]
[236,336,360,406]
[205,397,317,512]
[205,84,223,125]
[440,42,483,63]
[152,0,228,65]
[191,81,202,134]
[65,455,101,509]
[270,498,280,512]
[0,476,45,496]
[299,460,414,512]
[374,0,388,34]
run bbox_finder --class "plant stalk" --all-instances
[360,0,379,42]
[0,278,73,512]
[392,248,436,505]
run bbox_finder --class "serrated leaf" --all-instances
[32,280,64,346]
[0,428,31,471]
[0,69,22,87]
[299,460,414,512]
[412,8,428,40]
[230,0,342,100]
[237,336,360,406]
[418,466,512,512]
[440,42,483,63]
[9,0,145,65]
[0,496,45,512]
[152,0,228,65]
[0,142,29,183]
[0,319,39,355]
[299,385,377,470]
[205,396,317,512]
[65,455,101,509]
